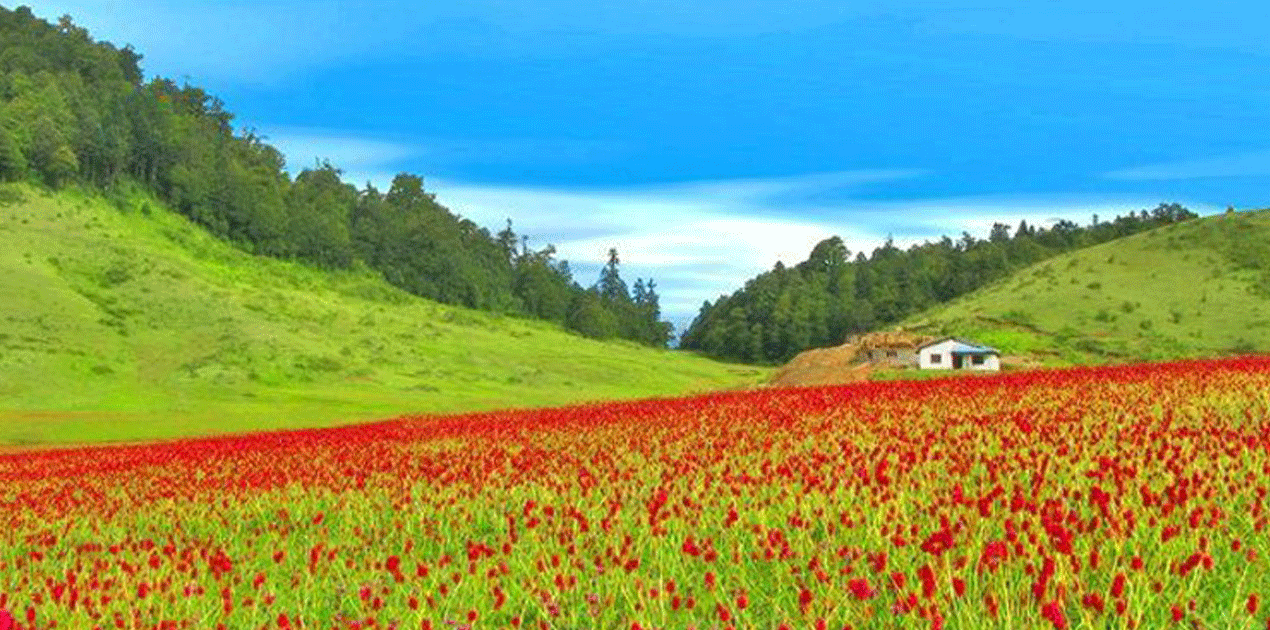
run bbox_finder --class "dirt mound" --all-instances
[769,341,871,387]
[768,330,938,387]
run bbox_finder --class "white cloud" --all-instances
[642,169,930,204]
[1103,150,1270,181]
[264,128,419,175]
[260,127,621,185]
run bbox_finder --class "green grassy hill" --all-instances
[897,207,1270,366]
[0,185,767,447]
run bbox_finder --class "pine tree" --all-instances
[496,219,518,264]
[598,247,629,302]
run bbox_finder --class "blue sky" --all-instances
[29,0,1270,330]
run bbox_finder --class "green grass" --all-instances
[0,184,768,447]
[899,208,1270,366]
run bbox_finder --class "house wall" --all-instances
[864,347,918,367]
[918,340,957,370]
[918,340,1000,371]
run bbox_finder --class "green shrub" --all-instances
[1001,309,1035,326]
[1230,338,1257,354]
[0,188,25,206]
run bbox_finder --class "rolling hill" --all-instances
[897,207,1270,366]
[0,184,768,447]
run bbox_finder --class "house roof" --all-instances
[916,336,1000,354]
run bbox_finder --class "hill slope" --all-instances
[0,185,767,447]
[898,208,1270,365]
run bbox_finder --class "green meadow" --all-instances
[0,185,768,447]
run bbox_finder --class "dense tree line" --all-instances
[0,6,672,346]
[680,204,1197,363]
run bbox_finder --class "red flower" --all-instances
[920,529,954,556]
[1041,602,1068,629]
[716,603,731,622]
[978,540,1008,573]
[918,564,937,599]
[848,578,875,600]
[1082,593,1105,614]
[682,536,702,556]
[1110,573,1126,599]
[799,588,813,613]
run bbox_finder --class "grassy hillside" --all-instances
[0,184,767,447]
[898,208,1270,366]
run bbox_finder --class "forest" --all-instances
[679,203,1197,363]
[0,6,673,347]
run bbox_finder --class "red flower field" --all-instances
[3,357,1270,629]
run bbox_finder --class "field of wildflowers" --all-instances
[3,357,1270,629]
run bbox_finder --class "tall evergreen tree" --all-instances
[598,247,629,303]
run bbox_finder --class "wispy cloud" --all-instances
[262,127,622,182]
[639,169,930,204]
[264,128,419,175]
[1103,150,1270,181]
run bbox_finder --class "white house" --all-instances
[917,337,1001,371]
